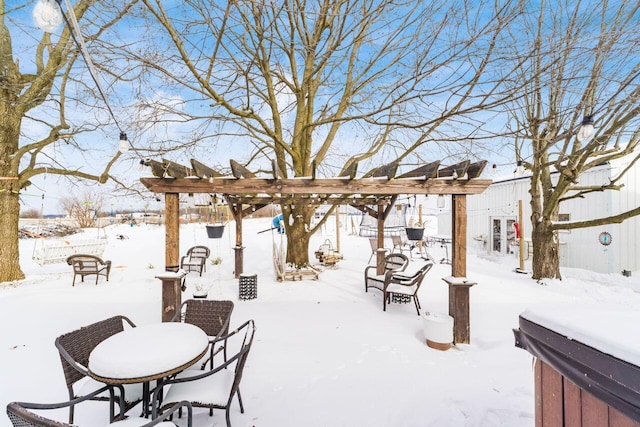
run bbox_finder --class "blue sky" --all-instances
[12,0,639,214]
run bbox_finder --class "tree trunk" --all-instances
[0,188,25,282]
[531,219,561,280]
[0,107,25,282]
[284,206,313,268]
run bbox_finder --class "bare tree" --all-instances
[133,0,526,267]
[503,0,640,279]
[0,0,135,282]
[60,189,104,228]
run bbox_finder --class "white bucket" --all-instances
[422,312,454,350]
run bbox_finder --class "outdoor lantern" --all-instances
[516,160,525,175]
[576,115,595,142]
[119,132,129,153]
[437,194,445,209]
[33,0,63,33]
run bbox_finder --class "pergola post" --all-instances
[447,194,475,344]
[157,192,184,322]
[230,202,244,279]
[376,202,386,274]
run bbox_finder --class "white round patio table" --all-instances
[88,322,209,417]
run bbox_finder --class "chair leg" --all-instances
[236,389,245,413]
[413,295,421,315]
[383,292,388,311]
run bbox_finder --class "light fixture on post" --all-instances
[576,115,594,142]
[118,132,129,153]
[437,194,445,209]
[33,0,63,33]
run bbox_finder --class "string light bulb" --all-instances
[118,132,129,153]
[576,115,595,142]
[516,160,525,175]
[33,0,63,33]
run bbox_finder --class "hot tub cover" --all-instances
[514,315,640,422]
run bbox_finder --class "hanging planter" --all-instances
[206,224,225,239]
[405,227,424,241]
[405,196,425,242]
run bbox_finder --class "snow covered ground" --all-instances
[2,217,640,426]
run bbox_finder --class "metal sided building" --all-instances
[465,158,640,275]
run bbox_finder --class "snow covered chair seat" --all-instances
[364,253,409,293]
[383,262,434,314]
[66,254,112,286]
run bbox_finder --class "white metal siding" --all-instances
[467,160,640,275]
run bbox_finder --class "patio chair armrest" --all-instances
[10,383,123,414]
[55,339,90,376]
[120,314,136,329]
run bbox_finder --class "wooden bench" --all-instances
[66,254,112,286]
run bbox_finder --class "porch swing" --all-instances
[31,204,108,266]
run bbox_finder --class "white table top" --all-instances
[88,322,209,383]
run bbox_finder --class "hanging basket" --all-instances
[405,227,424,241]
[206,224,225,239]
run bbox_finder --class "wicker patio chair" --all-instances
[172,299,234,370]
[390,235,412,256]
[54,315,143,424]
[368,238,390,264]
[383,262,434,314]
[66,254,111,286]
[364,253,409,293]
[154,320,255,427]
[180,245,210,276]
[7,389,193,427]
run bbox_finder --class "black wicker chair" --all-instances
[172,299,234,370]
[154,320,255,427]
[7,388,193,427]
[54,315,143,423]
[364,253,409,293]
[383,262,434,314]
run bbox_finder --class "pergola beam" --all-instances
[140,177,491,196]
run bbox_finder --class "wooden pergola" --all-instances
[141,158,491,343]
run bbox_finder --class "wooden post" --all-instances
[160,193,182,322]
[232,203,244,279]
[448,194,474,344]
[376,202,385,275]
[451,195,467,277]
[165,193,180,272]
[443,276,476,344]
[518,199,526,272]
[335,206,341,253]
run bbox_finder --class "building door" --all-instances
[491,217,517,254]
